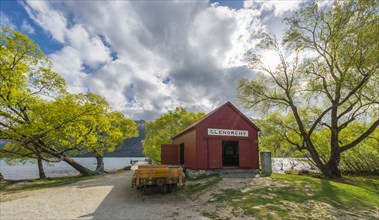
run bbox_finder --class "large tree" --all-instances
[142,107,204,163]
[258,111,379,173]
[0,27,67,178]
[238,0,379,178]
[1,92,105,176]
[1,28,138,177]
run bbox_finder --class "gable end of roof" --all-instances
[172,102,260,139]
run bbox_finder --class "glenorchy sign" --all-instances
[207,128,248,137]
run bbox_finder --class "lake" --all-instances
[0,157,314,180]
[0,157,145,180]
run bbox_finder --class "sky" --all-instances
[1,0,311,120]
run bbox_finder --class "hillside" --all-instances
[104,120,146,157]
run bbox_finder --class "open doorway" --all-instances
[222,141,239,166]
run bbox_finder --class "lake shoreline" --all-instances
[0,157,145,180]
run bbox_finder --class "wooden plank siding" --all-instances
[161,144,179,165]
[164,102,260,170]
[172,130,197,169]
[195,104,259,169]
[207,139,222,168]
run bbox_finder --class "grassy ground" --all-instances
[212,174,379,219]
[180,174,222,196]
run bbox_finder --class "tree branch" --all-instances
[340,119,379,152]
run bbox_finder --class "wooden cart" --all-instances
[132,165,185,194]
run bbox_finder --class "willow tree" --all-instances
[1,28,137,177]
[142,107,204,163]
[0,26,93,176]
[238,0,379,178]
[0,27,66,178]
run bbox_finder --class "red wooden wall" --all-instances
[168,102,259,170]
[172,130,197,169]
[195,103,259,170]
[161,144,179,165]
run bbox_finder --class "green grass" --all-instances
[271,174,378,208]
[340,175,379,191]
[213,174,379,219]
[0,175,98,194]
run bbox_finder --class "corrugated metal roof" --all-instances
[172,101,260,139]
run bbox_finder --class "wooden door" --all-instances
[208,139,222,168]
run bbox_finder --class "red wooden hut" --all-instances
[161,102,260,170]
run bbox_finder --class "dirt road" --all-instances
[2,171,372,219]
[0,171,206,220]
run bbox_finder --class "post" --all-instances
[260,151,272,176]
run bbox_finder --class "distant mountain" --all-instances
[104,120,146,157]
[78,120,146,157]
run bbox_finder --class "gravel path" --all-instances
[0,171,206,220]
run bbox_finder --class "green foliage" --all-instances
[0,27,138,176]
[142,107,204,163]
[237,0,379,178]
[334,122,378,173]
[310,122,379,173]
[0,27,68,162]
[255,112,306,158]
[86,110,139,157]
[259,111,379,173]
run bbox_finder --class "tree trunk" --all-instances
[307,148,342,179]
[321,150,342,179]
[63,156,96,176]
[35,141,97,176]
[321,163,342,178]
[95,155,105,173]
[37,158,47,179]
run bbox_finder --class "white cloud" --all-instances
[0,12,16,29]
[65,24,111,68]
[23,0,67,43]
[244,0,304,16]
[49,46,87,93]
[21,20,34,34]
[263,1,303,16]
[21,1,299,120]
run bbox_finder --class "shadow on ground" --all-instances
[76,172,201,220]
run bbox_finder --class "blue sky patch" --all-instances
[211,0,244,9]
[1,1,62,54]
